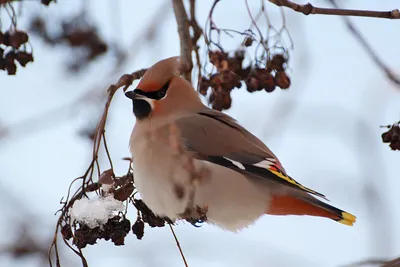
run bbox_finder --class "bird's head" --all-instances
[125,56,202,120]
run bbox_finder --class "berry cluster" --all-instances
[199,50,291,111]
[246,54,291,92]
[133,199,171,228]
[62,197,170,247]
[381,123,400,151]
[131,199,172,240]
[62,215,131,249]
[0,30,33,75]
[29,15,108,72]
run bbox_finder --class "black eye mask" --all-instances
[134,82,170,100]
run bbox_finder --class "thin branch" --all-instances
[102,132,114,172]
[343,256,400,267]
[328,0,400,86]
[189,0,204,89]
[268,0,400,19]
[382,257,400,267]
[172,0,193,82]
[168,224,189,267]
[342,258,388,267]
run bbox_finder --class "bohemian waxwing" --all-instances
[125,56,356,231]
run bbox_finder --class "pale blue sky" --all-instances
[1,1,400,266]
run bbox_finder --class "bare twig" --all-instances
[172,0,193,82]
[204,0,224,50]
[328,0,400,86]
[189,0,204,89]
[342,258,388,267]
[102,131,114,172]
[245,0,269,55]
[168,224,189,267]
[48,68,147,267]
[268,0,400,19]
[382,257,400,267]
[343,256,400,267]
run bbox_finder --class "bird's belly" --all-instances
[131,141,192,220]
[194,161,272,231]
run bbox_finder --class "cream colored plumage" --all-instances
[126,56,356,231]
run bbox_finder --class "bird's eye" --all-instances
[156,82,169,99]
[157,90,166,99]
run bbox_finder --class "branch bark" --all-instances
[382,257,400,267]
[172,0,193,82]
[268,0,400,19]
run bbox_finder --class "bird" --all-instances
[125,56,356,231]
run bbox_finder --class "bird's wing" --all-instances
[174,109,327,200]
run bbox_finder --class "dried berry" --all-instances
[134,199,168,227]
[114,183,134,202]
[199,77,210,96]
[121,218,131,233]
[132,218,145,240]
[389,141,400,151]
[85,182,100,192]
[209,50,228,69]
[381,124,400,151]
[257,68,276,93]
[9,31,29,49]
[222,93,232,110]
[15,52,34,67]
[237,65,251,80]
[41,0,53,5]
[275,71,291,89]
[220,70,241,91]
[72,224,100,248]
[2,31,10,46]
[5,51,17,75]
[61,224,73,240]
[243,37,254,47]
[73,228,86,248]
[99,169,114,185]
[209,91,224,111]
[268,54,286,72]
[245,73,261,92]
[112,236,125,246]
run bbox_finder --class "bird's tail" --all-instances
[267,195,356,226]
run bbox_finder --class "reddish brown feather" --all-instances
[267,195,340,220]
[136,81,162,92]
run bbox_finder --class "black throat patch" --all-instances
[132,99,152,120]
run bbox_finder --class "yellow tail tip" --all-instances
[338,212,357,226]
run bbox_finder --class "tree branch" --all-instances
[268,0,400,19]
[382,257,400,267]
[343,256,400,267]
[172,0,193,82]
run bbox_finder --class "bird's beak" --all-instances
[125,90,137,100]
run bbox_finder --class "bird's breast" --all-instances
[130,130,193,219]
